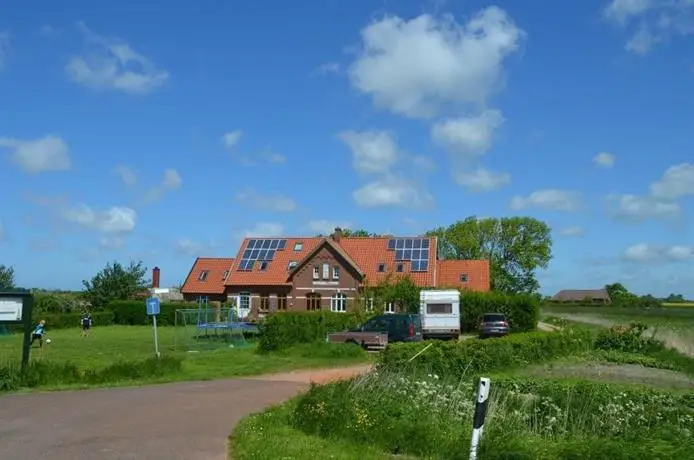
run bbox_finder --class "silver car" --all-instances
[478,313,510,339]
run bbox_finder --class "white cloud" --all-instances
[353,176,434,208]
[0,135,71,173]
[98,236,125,250]
[593,151,616,168]
[509,189,582,212]
[242,222,284,237]
[622,243,694,263]
[235,187,297,212]
[603,0,694,54]
[431,109,505,156]
[114,165,137,188]
[454,167,510,192]
[62,204,137,233]
[66,22,168,94]
[143,168,182,203]
[0,31,9,69]
[222,130,243,149]
[649,163,694,199]
[306,220,353,235]
[317,62,340,74]
[558,226,586,237]
[606,193,681,221]
[348,7,523,118]
[339,130,398,174]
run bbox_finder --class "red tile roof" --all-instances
[436,260,490,291]
[181,257,235,295]
[222,235,489,290]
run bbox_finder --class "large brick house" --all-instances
[181,228,490,318]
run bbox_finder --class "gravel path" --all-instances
[0,365,372,460]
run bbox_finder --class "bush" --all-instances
[460,291,540,333]
[38,311,115,330]
[0,355,183,392]
[378,328,595,377]
[594,322,663,354]
[258,311,363,353]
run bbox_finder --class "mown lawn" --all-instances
[0,326,373,390]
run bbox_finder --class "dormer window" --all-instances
[287,261,297,271]
[460,274,469,283]
[396,263,404,273]
[198,271,208,281]
[259,261,269,271]
[222,270,229,279]
[378,263,386,272]
[294,242,303,251]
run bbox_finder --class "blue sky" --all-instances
[1,0,693,297]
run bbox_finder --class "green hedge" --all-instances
[378,328,595,377]
[258,311,363,353]
[460,291,539,333]
[107,300,188,326]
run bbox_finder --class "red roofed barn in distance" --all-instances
[180,227,490,320]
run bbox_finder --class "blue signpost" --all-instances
[146,297,161,358]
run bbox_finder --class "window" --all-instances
[322,263,330,279]
[378,263,386,272]
[287,261,297,271]
[385,302,396,314]
[331,293,347,312]
[222,270,229,280]
[460,273,469,283]
[294,242,303,251]
[239,292,250,311]
[278,294,287,311]
[198,270,209,281]
[306,293,321,311]
[396,263,404,273]
[259,261,269,271]
[426,303,452,314]
[332,266,340,280]
[313,266,320,280]
[363,297,374,312]
[259,294,270,313]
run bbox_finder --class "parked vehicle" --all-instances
[419,289,461,340]
[478,313,510,339]
[326,313,423,350]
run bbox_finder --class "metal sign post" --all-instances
[146,297,161,359]
[469,377,490,460]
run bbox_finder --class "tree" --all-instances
[0,265,15,291]
[82,261,149,309]
[605,282,629,303]
[342,229,376,237]
[427,216,553,294]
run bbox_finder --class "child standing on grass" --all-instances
[81,311,92,337]
[30,319,47,348]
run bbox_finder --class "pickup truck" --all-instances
[326,313,422,350]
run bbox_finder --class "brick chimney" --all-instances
[152,267,160,289]
[332,227,343,243]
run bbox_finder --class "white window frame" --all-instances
[332,266,340,280]
[385,302,396,314]
[322,263,330,279]
[294,242,303,251]
[331,293,347,313]
[364,297,374,312]
[239,292,251,310]
[313,266,320,280]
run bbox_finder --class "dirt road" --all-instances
[0,365,372,460]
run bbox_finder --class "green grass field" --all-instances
[0,326,372,391]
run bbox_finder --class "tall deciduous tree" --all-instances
[0,265,15,291]
[427,216,553,294]
[82,261,149,309]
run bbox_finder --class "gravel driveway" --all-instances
[0,365,372,460]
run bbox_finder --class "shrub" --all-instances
[30,311,115,330]
[107,300,185,326]
[460,291,539,333]
[378,328,595,377]
[594,322,663,354]
[258,311,362,353]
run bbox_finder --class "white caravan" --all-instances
[419,289,460,340]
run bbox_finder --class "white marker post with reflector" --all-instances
[469,377,490,460]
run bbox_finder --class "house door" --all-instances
[306,293,321,311]
[237,292,251,319]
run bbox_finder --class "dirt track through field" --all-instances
[0,364,372,460]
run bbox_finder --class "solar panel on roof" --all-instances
[387,239,396,250]
[237,239,286,270]
[389,238,430,272]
